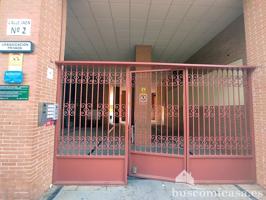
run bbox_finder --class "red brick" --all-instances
[243,0,266,188]
[0,0,66,199]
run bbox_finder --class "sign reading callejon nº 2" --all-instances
[6,19,31,36]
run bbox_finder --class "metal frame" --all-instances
[128,68,185,181]
[186,68,255,183]
[53,61,256,184]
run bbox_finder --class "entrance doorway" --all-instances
[53,61,255,184]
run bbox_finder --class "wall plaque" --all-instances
[0,85,29,100]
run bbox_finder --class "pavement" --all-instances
[41,177,266,200]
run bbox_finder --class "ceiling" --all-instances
[65,0,243,62]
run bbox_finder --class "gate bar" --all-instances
[102,67,106,155]
[78,67,83,154]
[184,69,189,170]
[171,71,174,154]
[56,61,256,69]
[125,67,130,183]
[84,67,89,155]
[166,72,169,154]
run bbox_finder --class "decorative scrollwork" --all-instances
[80,103,92,116]
[167,73,182,86]
[64,103,75,116]
[97,104,109,117]
[168,105,179,117]
[76,72,83,84]
[87,72,94,84]
[58,135,125,155]
[188,73,199,86]
[110,72,124,85]
[234,106,245,119]
[114,104,126,118]
[203,106,215,118]
[63,71,71,83]
[189,136,252,155]
[219,106,231,118]
[189,105,199,118]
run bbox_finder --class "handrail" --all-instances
[55,60,256,69]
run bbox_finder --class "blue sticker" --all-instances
[4,71,24,84]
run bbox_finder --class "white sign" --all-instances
[0,41,33,53]
[8,53,24,71]
[139,93,148,104]
[47,67,54,80]
[7,19,31,36]
[47,104,58,120]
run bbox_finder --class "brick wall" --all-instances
[186,15,246,65]
[243,0,266,188]
[0,0,66,199]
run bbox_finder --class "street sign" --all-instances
[6,19,31,36]
[0,41,33,53]
[0,85,29,100]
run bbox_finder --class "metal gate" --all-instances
[53,61,255,184]
[129,68,186,181]
[53,63,129,184]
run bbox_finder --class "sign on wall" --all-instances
[139,87,148,104]
[0,85,29,100]
[4,71,24,84]
[139,93,148,104]
[0,41,33,53]
[6,19,31,36]
[8,53,23,71]
[47,67,54,80]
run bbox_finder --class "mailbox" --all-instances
[38,103,58,126]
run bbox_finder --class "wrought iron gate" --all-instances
[129,69,186,181]
[53,63,129,184]
[53,61,255,184]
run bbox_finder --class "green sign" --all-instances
[0,85,29,100]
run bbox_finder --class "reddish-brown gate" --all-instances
[186,67,255,183]
[53,61,255,184]
[129,68,186,181]
[53,63,130,184]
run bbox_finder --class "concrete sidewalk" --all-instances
[41,177,266,200]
